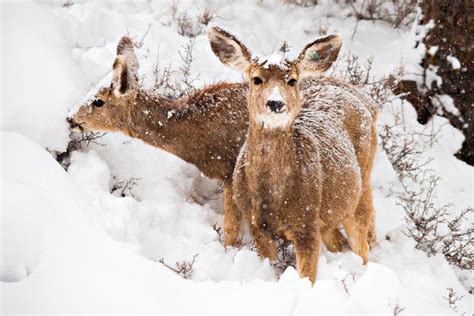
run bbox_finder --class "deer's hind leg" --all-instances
[223,183,241,247]
[343,215,369,264]
[320,226,347,253]
[358,126,378,249]
[356,183,376,249]
[249,223,277,261]
[293,231,321,284]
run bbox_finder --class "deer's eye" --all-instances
[252,77,263,85]
[93,99,105,107]
[287,78,297,87]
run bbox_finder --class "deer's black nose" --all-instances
[67,117,73,124]
[266,100,285,113]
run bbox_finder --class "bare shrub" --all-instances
[379,101,472,271]
[178,38,199,94]
[132,24,152,49]
[77,131,107,147]
[379,119,434,183]
[334,52,474,273]
[332,52,405,106]
[170,0,179,20]
[53,131,107,169]
[212,223,225,246]
[440,208,474,270]
[443,288,464,313]
[176,11,196,37]
[151,38,198,99]
[198,7,214,26]
[282,0,318,6]
[368,67,405,107]
[188,183,223,206]
[152,45,180,98]
[400,174,449,250]
[397,167,473,270]
[158,254,199,279]
[393,303,406,316]
[343,54,373,85]
[341,272,356,294]
[272,241,296,275]
[63,0,73,7]
[111,177,141,199]
[169,2,215,38]
[303,15,329,36]
[349,0,417,28]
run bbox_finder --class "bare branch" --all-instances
[158,254,199,279]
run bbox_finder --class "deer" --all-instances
[70,36,376,254]
[70,36,248,247]
[208,25,378,283]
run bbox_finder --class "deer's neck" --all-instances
[126,90,197,160]
[124,85,248,181]
[246,123,298,202]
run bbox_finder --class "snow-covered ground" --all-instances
[1,1,472,314]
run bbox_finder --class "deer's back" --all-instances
[172,83,250,182]
[294,77,377,226]
[300,76,377,173]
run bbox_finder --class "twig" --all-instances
[158,254,199,279]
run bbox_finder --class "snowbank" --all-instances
[1,2,84,152]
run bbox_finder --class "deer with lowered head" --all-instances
[70,36,248,246]
[208,26,378,283]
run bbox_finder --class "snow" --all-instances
[432,94,461,117]
[267,86,285,102]
[427,45,439,57]
[1,0,473,314]
[257,86,292,128]
[256,111,292,129]
[347,263,401,313]
[1,2,84,152]
[257,53,288,69]
[447,55,461,70]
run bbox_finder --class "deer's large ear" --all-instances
[208,25,251,72]
[112,36,139,96]
[297,33,342,77]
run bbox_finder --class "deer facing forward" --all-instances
[208,26,378,283]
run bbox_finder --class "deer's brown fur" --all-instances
[71,37,248,246]
[209,26,378,283]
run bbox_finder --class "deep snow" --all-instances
[1,0,472,314]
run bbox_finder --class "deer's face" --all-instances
[69,36,139,133]
[208,26,342,130]
[247,58,301,130]
[71,87,134,133]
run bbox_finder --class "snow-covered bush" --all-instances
[334,51,473,273]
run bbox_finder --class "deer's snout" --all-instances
[67,115,84,131]
[266,100,286,113]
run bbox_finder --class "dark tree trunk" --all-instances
[397,0,474,165]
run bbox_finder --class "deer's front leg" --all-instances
[223,183,241,247]
[293,231,321,284]
[249,224,277,261]
[249,209,277,261]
